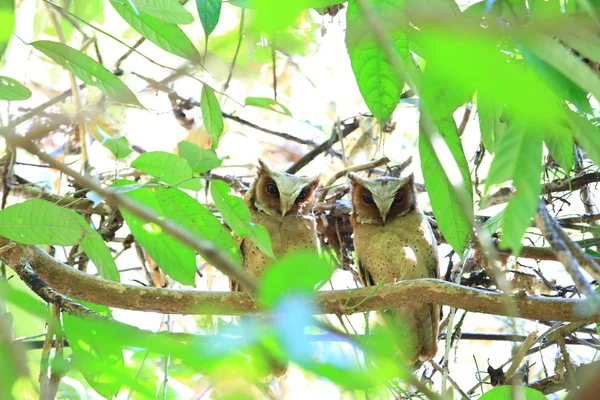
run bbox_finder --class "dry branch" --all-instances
[1,239,597,322]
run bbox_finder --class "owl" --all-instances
[348,172,440,363]
[230,159,321,291]
[230,160,320,377]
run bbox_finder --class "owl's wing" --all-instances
[357,259,376,287]
[230,233,245,292]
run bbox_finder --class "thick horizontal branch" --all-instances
[1,241,597,322]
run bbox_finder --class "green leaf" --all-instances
[245,96,292,116]
[346,0,408,122]
[479,385,546,400]
[155,187,242,265]
[0,200,85,245]
[259,252,331,307]
[131,0,194,24]
[545,126,574,172]
[486,125,544,254]
[63,304,124,399]
[0,76,32,101]
[97,126,133,159]
[569,112,600,167]
[177,141,223,173]
[0,0,15,61]
[110,0,201,63]
[131,151,202,191]
[80,234,120,282]
[483,209,505,236]
[31,41,141,107]
[196,0,222,38]
[520,44,593,115]
[201,85,224,149]
[522,36,600,111]
[210,180,275,259]
[121,186,197,285]
[477,91,506,154]
[529,0,560,17]
[419,119,473,255]
[560,27,600,64]
[420,61,474,121]
[72,212,120,282]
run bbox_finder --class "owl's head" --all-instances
[248,159,320,218]
[348,173,416,225]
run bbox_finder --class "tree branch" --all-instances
[1,240,597,322]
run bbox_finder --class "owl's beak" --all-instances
[380,210,387,224]
[280,196,295,217]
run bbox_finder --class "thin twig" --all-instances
[223,10,245,92]
[430,360,469,400]
[534,202,600,302]
[317,156,391,201]
[287,117,361,174]
[44,1,89,170]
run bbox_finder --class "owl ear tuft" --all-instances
[405,173,415,186]
[257,158,273,174]
[347,172,360,187]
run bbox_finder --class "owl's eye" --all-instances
[296,189,307,202]
[362,194,374,205]
[266,183,279,196]
[393,192,404,204]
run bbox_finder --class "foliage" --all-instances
[0,0,598,398]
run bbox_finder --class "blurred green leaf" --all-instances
[196,0,222,39]
[210,180,275,258]
[529,0,560,18]
[120,186,197,285]
[0,200,85,245]
[131,151,202,191]
[419,119,473,255]
[110,0,201,63]
[0,281,50,320]
[421,61,473,121]
[177,141,223,173]
[259,252,331,307]
[346,0,408,123]
[477,91,506,154]
[0,76,32,101]
[520,44,593,115]
[97,126,133,159]
[131,0,194,24]
[73,0,105,23]
[569,110,600,167]
[0,313,24,400]
[245,97,292,116]
[479,385,546,400]
[486,125,543,254]
[31,41,142,107]
[0,0,15,61]
[156,187,242,265]
[522,36,599,111]
[200,84,224,149]
[545,126,574,172]
[63,304,124,399]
